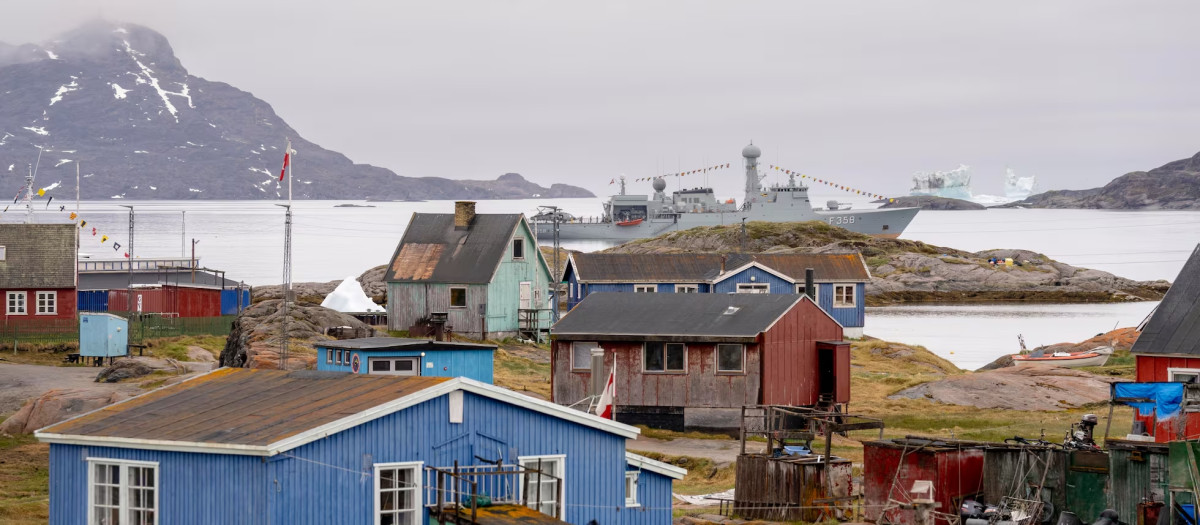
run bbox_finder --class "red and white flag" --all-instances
[279,140,292,181]
[594,363,616,419]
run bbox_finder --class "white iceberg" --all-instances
[321,276,384,313]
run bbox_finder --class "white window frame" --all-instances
[327,348,333,364]
[833,283,856,307]
[369,357,420,376]
[373,461,423,525]
[625,471,640,507]
[736,283,770,294]
[86,457,159,525]
[643,342,687,373]
[716,344,746,374]
[795,283,819,302]
[633,284,656,293]
[1168,368,1200,383]
[449,286,468,308]
[7,291,26,315]
[512,238,525,260]
[0,245,6,261]
[336,349,344,366]
[674,284,699,293]
[36,290,57,315]
[570,342,600,372]
[518,454,566,518]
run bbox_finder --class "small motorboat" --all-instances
[1011,349,1110,368]
[616,218,644,226]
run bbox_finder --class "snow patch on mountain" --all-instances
[54,159,72,167]
[45,50,58,60]
[188,188,202,193]
[122,39,187,122]
[49,80,79,106]
[42,181,61,192]
[23,126,48,136]
[110,83,130,99]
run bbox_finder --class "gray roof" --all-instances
[0,223,77,289]
[385,213,522,284]
[569,252,870,283]
[315,337,496,352]
[1132,244,1200,356]
[78,269,241,291]
[551,292,802,342]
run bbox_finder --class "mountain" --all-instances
[0,21,593,200]
[1003,150,1200,209]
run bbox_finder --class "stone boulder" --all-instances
[219,299,375,369]
[254,265,387,304]
[0,388,129,434]
[889,366,1117,411]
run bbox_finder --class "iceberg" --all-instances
[321,276,384,313]
[1004,168,1037,199]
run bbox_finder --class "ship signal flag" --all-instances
[100,235,108,243]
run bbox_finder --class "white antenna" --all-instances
[25,148,42,224]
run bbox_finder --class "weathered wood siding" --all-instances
[387,282,488,336]
[734,454,853,522]
[759,299,845,406]
[486,219,553,335]
[551,340,761,409]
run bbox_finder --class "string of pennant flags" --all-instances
[766,164,896,203]
[4,184,133,257]
[614,163,733,184]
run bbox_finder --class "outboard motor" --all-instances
[1080,414,1098,444]
[961,499,986,521]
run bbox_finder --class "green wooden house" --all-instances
[385,201,554,340]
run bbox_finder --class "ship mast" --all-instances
[742,142,763,206]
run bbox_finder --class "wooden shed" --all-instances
[550,293,847,431]
[863,438,986,525]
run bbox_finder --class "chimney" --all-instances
[590,347,606,397]
[454,201,476,230]
[805,268,815,300]
[720,254,727,274]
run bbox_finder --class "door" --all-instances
[369,357,420,376]
[519,282,532,309]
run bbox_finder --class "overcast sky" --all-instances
[4,1,1198,198]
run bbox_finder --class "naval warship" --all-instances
[531,143,919,242]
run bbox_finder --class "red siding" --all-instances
[1136,355,1200,382]
[863,442,985,525]
[0,287,77,324]
[759,300,844,406]
[1132,354,1200,442]
[108,285,221,317]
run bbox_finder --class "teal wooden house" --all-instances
[386,201,554,340]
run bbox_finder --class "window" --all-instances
[634,285,656,293]
[675,284,699,293]
[834,284,856,307]
[87,458,158,525]
[369,357,420,376]
[717,344,745,373]
[520,455,565,518]
[0,245,5,261]
[374,462,422,525]
[450,287,467,308]
[644,342,686,372]
[326,349,333,364]
[1169,368,1200,383]
[7,291,25,315]
[336,349,344,365]
[795,284,818,301]
[36,291,56,315]
[513,238,525,260]
[625,471,639,507]
[736,283,769,294]
[571,342,600,371]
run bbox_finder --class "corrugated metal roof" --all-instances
[316,336,495,351]
[39,368,450,446]
[385,213,521,284]
[0,223,76,288]
[1132,244,1200,356]
[570,252,869,283]
[78,269,240,291]
[551,292,800,341]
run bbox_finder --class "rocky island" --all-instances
[1002,149,1200,209]
[879,195,986,210]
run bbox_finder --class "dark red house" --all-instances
[550,292,847,431]
[106,284,222,318]
[1128,244,1200,441]
[0,223,78,327]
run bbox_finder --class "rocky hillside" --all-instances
[603,221,1169,304]
[879,196,985,210]
[1003,150,1200,209]
[0,21,592,201]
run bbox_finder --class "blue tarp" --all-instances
[1113,382,1184,420]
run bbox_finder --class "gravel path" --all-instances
[626,435,765,467]
[0,362,138,416]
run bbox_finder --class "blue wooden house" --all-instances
[37,368,684,525]
[564,252,871,338]
[386,201,555,341]
[316,337,496,384]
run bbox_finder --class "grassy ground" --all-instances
[0,434,49,525]
[493,349,551,399]
[628,451,736,495]
[0,335,226,367]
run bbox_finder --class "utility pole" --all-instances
[536,206,562,321]
[181,211,186,258]
[277,203,293,369]
[191,239,199,283]
[120,205,134,315]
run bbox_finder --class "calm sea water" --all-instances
[17,196,1194,368]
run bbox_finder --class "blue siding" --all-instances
[77,290,109,312]
[220,289,251,315]
[315,347,494,384]
[626,466,675,523]
[816,282,865,329]
[712,267,793,294]
[50,444,269,525]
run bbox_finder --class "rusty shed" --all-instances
[1107,439,1168,525]
[863,438,985,525]
[981,445,1066,525]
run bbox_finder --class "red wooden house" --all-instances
[550,292,847,431]
[1127,244,1200,441]
[0,223,78,328]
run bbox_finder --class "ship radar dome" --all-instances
[742,143,762,159]
[652,177,667,191]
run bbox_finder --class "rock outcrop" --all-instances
[0,388,128,434]
[879,196,986,210]
[1003,150,1200,209]
[889,366,1117,411]
[254,265,386,303]
[219,299,375,369]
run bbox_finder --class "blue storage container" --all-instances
[77,290,110,312]
[79,313,128,357]
[220,289,250,315]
